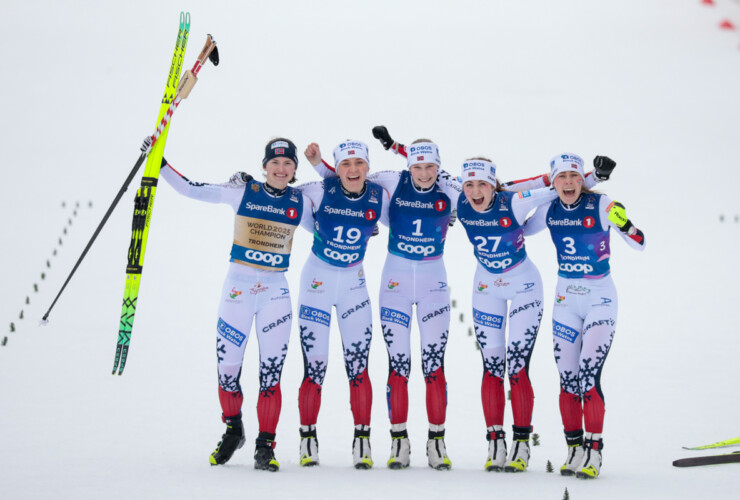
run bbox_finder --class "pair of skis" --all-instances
[112,13,219,375]
[673,437,740,468]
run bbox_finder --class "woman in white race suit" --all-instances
[307,131,461,470]
[524,153,645,479]
[295,140,390,469]
[456,153,611,473]
[160,138,311,472]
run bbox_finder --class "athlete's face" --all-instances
[553,171,584,204]
[264,157,296,189]
[463,179,495,212]
[409,163,439,190]
[337,157,369,193]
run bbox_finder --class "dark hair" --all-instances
[411,138,434,144]
[263,137,297,184]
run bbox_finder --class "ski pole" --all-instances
[42,35,218,324]
[41,152,148,323]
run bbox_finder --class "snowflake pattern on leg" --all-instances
[389,353,411,378]
[345,326,372,382]
[579,321,615,396]
[300,325,316,353]
[422,329,449,380]
[219,372,241,393]
[507,303,542,381]
[216,337,226,364]
[259,343,288,396]
[382,323,395,347]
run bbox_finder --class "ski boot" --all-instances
[387,423,410,469]
[560,430,585,476]
[353,425,373,469]
[254,432,279,472]
[504,425,531,472]
[484,426,507,472]
[576,433,603,479]
[426,424,452,470]
[209,415,246,465]
[299,425,319,467]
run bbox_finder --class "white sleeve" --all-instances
[367,171,401,193]
[312,160,337,179]
[584,171,600,190]
[299,193,316,233]
[379,187,392,227]
[436,168,462,206]
[502,174,550,192]
[599,196,646,251]
[522,204,548,237]
[296,181,324,232]
[511,188,558,225]
[160,163,243,211]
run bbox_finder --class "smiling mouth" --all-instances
[472,196,485,206]
[563,188,576,196]
[347,174,361,182]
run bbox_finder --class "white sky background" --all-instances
[1,1,740,498]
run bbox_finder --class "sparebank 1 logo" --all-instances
[556,294,566,303]
[477,282,488,292]
[311,278,323,290]
[388,280,399,290]
[230,288,242,299]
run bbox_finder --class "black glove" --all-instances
[372,125,394,150]
[593,156,616,181]
[140,135,153,155]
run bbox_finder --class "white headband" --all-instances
[460,159,497,187]
[406,142,441,168]
[550,153,585,182]
[333,140,370,168]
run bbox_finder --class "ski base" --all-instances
[673,451,740,468]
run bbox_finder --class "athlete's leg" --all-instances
[579,279,618,435]
[552,281,586,434]
[297,258,334,426]
[254,275,293,436]
[472,265,509,428]
[506,261,544,431]
[379,255,413,425]
[336,273,373,427]
[215,266,258,419]
[415,261,450,426]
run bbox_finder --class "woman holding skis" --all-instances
[159,138,311,472]
[523,153,645,479]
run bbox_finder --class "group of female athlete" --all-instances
[159,125,645,479]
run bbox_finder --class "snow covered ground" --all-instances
[2,0,740,498]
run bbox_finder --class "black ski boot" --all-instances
[254,432,279,471]
[209,415,246,465]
